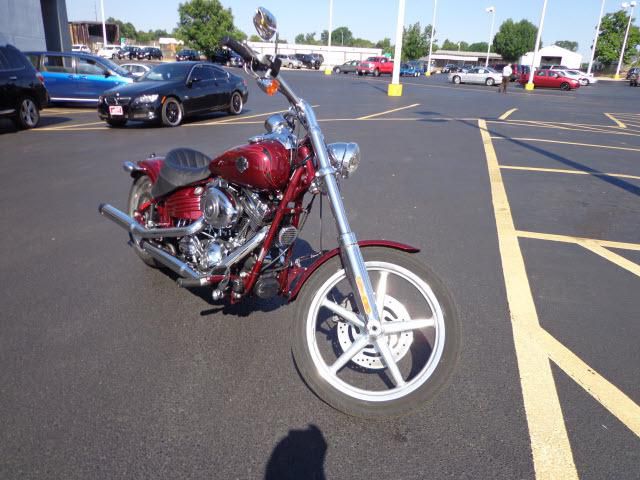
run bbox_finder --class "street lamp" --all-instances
[526,0,549,91]
[485,6,496,68]
[587,0,606,75]
[425,0,438,76]
[615,1,637,79]
[388,0,406,96]
[324,0,333,75]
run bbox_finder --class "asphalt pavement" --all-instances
[1,70,638,479]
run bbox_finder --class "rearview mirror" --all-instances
[253,7,277,41]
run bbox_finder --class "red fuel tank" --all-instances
[209,140,291,191]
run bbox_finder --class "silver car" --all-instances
[448,66,503,86]
[276,54,303,69]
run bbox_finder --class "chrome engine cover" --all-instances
[201,186,241,229]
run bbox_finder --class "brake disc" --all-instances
[336,295,413,370]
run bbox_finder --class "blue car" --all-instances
[400,63,419,77]
[24,51,133,104]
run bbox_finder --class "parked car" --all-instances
[98,62,248,127]
[357,56,394,76]
[25,51,133,104]
[176,49,200,62]
[72,44,91,53]
[518,70,580,90]
[96,45,121,59]
[449,66,502,86]
[277,54,303,69]
[626,67,640,80]
[332,60,358,74]
[117,46,142,60]
[0,43,49,129]
[554,69,597,86]
[137,47,163,61]
[120,63,151,79]
[400,63,419,77]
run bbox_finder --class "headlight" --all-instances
[134,94,159,104]
[327,142,360,178]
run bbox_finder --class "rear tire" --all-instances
[161,97,183,127]
[228,91,243,115]
[127,176,159,267]
[292,247,460,418]
[14,97,40,129]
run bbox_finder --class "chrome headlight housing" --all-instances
[327,142,360,178]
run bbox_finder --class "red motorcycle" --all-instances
[99,8,459,417]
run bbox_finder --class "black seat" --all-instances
[152,148,211,198]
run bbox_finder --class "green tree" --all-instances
[401,22,433,60]
[554,40,578,52]
[595,10,640,65]
[176,0,238,58]
[492,19,537,62]
[467,41,489,52]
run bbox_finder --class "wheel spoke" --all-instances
[383,318,435,334]
[321,298,365,328]
[375,338,406,387]
[329,334,370,373]
[376,271,388,317]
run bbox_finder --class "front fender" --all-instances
[287,240,420,301]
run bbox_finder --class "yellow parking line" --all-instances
[498,108,518,120]
[490,137,640,152]
[478,119,578,480]
[537,328,640,437]
[605,113,627,128]
[357,103,420,120]
[516,230,640,251]
[500,165,640,181]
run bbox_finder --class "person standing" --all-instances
[499,63,512,93]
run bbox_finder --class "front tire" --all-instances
[292,247,460,418]
[228,91,243,115]
[161,97,183,127]
[15,97,40,129]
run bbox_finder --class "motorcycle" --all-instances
[99,7,459,417]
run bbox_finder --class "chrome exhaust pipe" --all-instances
[98,203,205,239]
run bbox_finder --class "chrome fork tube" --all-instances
[300,98,380,323]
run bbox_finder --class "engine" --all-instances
[174,179,276,274]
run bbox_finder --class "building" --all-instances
[520,45,583,69]
[423,50,503,70]
[0,0,71,51]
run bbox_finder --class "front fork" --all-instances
[307,115,381,327]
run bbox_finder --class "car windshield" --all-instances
[142,62,191,81]
[100,57,129,77]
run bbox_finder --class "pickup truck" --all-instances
[357,56,394,76]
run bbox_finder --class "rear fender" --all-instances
[123,157,164,183]
[287,241,420,301]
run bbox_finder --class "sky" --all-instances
[66,1,633,59]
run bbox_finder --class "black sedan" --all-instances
[97,62,248,127]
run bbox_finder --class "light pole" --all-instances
[100,0,107,47]
[526,0,549,91]
[485,6,495,68]
[425,0,438,76]
[324,0,333,75]
[615,1,636,79]
[388,0,406,96]
[587,0,606,75]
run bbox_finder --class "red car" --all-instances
[518,70,580,90]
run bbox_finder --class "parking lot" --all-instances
[1,70,638,479]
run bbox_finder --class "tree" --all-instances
[554,40,578,52]
[492,19,537,62]
[176,0,238,58]
[595,10,640,65]
[467,41,489,52]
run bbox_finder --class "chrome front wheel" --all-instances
[292,247,459,417]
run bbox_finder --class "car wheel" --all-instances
[560,82,571,91]
[453,76,461,84]
[334,67,341,73]
[228,91,243,115]
[161,97,183,127]
[106,118,127,128]
[14,97,40,129]
[485,77,495,86]
[373,69,380,77]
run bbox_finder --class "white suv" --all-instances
[97,45,121,59]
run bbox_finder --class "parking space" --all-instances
[1,70,638,479]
